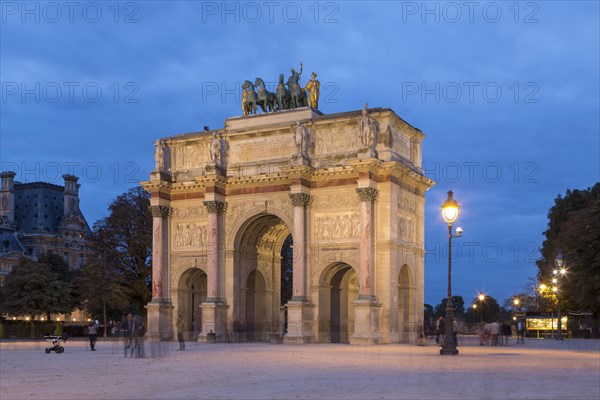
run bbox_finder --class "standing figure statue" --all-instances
[359,103,378,148]
[294,121,308,156]
[286,62,307,109]
[154,139,165,172]
[209,132,221,165]
[304,72,320,109]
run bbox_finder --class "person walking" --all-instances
[517,319,526,344]
[121,313,134,357]
[132,315,146,358]
[501,321,512,346]
[88,320,99,351]
[438,317,446,346]
[490,320,501,346]
[176,314,186,351]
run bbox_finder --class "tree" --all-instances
[433,296,465,319]
[0,259,74,336]
[76,258,130,337]
[537,183,600,337]
[88,187,152,314]
[465,295,501,323]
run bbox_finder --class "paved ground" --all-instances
[1,338,599,400]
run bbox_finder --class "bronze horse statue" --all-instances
[241,80,258,116]
[254,77,277,113]
[286,72,307,109]
[276,73,291,111]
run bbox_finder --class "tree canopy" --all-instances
[433,296,465,319]
[86,186,152,314]
[537,183,600,336]
[0,258,74,319]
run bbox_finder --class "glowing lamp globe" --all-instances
[441,191,460,224]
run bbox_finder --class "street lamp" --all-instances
[478,294,485,323]
[440,191,462,356]
[554,251,566,341]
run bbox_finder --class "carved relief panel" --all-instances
[171,206,208,249]
[314,213,360,241]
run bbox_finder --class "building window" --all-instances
[79,254,84,268]
[64,253,69,263]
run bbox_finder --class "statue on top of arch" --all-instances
[241,62,321,116]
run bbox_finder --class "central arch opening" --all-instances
[234,214,291,341]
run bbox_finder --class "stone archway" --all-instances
[318,263,358,343]
[398,264,413,342]
[177,268,207,340]
[245,269,267,341]
[233,213,291,341]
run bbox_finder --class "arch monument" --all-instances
[142,105,434,344]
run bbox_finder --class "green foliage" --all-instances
[76,260,130,322]
[87,187,152,312]
[0,259,74,318]
[465,295,501,323]
[538,183,600,313]
[433,296,465,318]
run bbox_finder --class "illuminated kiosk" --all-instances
[142,106,434,344]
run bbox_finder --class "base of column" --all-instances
[350,299,381,345]
[199,301,229,342]
[145,300,174,341]
[284,300,314,344]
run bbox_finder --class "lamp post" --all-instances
[553,251,566,341]
[440,191,462,356]
[478,294,485,324]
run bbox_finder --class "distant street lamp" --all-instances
[478,294,486,323]
[554,251,566,341]
[440,191,463,356]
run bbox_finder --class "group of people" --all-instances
[120,313,146,358]
[85,312,187,355]
[480,321,521,346]
[434,316,460,346]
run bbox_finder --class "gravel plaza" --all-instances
[1,338,599,400]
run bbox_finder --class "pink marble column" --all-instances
[289,193,312,301]
[356,188,379,300]
[149,205,172,301]
[203,200,227,301]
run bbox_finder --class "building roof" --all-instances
[0,228,26,256]
[13,183,66,234]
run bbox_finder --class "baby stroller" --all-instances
[44,332,68,353]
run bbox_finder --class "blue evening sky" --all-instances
[1,1,598,306]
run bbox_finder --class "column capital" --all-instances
[149,205,173,218]
[203,200,227,214]
[289,193,313,207]
[356,187,379,202]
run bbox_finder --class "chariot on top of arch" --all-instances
[241,62,320,116]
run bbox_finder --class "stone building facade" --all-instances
[142,106,434,344]
[0,172,91,285]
